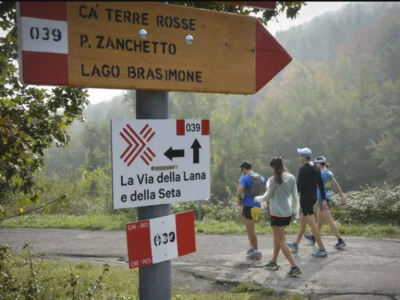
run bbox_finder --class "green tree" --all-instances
[371,80,400,182]
[81,122,111,172]
[173,2,306,25]
[0,0,307,212]
[0,3,89,208]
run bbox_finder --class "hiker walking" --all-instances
[255,157,301,277]
[237,161,266,260]
[304,156,347,249]
[287,148,329,257]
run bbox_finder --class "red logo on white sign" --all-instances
[119,124,156,166]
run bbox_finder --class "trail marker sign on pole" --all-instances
[126,210,196,268]
[17,1,291,94]
[111,119,210,209]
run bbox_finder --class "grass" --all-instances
[2,251,304,300]
[0,213,131,230]
[1,213,400,238]
[196,218,400,238]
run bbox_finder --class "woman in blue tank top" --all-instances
[305,156,347,249]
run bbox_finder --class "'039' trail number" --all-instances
[186,122,200,132]
[154,231,176,247]
[30,26,62,42]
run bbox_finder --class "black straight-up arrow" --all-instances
[191,139,201,164]
[164,147,185,161]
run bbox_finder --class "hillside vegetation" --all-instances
[2,2,399,225]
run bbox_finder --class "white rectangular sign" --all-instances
[149,214,178,264]
[111,119,210,209]
[19,16,68,54]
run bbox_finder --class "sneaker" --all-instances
[287,266,301,277]
[304,233,315,245]
[248,251,262,260]
[311,248,328,257]
[247,248,255,255]
[334,239,346,249]
[287,242,299,253]
[264,260,279,271]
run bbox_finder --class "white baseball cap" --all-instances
[314,156,327,163]
[297,147,312,158]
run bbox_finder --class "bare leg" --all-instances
[317,211,323,231]
[272,227,281,263]
[306,214,325,249]
[320,209,342,240]
[275,226,296,267]
[295,214,307,245]
[244,217,258,250]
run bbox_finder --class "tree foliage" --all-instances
[0,2,89,205]
[40,2,400,206]
[8,1,400,218]
[0,1,305,209]
[172,1,306,25]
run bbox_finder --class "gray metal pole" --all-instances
[136,90,171,300]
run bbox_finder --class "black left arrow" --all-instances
[164,147,185,161]
[191,139,201,164]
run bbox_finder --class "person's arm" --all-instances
[297,168,304,194]
[317,169,326,201]
[291,177,300,217]
[332,178,346,204]
[237,184,244,206]
[255,177,276,202]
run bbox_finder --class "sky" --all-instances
[266,2,347,35]
[87,1,348,105]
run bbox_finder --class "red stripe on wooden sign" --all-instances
[255,22,292,92]
[176,119,185,136]
[20,2,67,21]
[244,2,276,10]
[176,210,196,256]
[22,51,68,86]
[126,220,153,268]
[201,120,210,135]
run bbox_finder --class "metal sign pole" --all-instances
[136,90,171,300]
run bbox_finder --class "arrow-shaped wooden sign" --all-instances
[17,1,291,94]
[215,2,277,10]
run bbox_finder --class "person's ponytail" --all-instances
[270,157,287,185]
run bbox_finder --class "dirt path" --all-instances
[1,228,400,299]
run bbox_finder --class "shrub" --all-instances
[331,184,400,224]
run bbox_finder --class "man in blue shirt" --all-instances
[237,161,266,260]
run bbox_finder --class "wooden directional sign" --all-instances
[17,1,291,94]
[215,2,277,10]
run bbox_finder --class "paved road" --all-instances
[1,228,400,299]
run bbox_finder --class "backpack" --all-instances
[245,173,265,197]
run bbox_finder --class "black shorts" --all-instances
[270,216,292,227]
[300,198,316,215]
[242,206,256,220]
